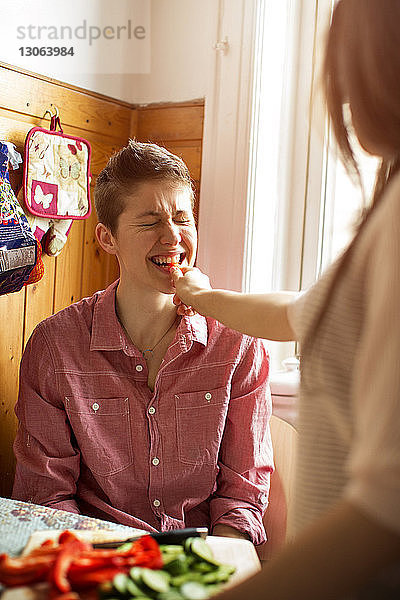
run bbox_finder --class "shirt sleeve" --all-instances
[12,324,81,513]
[344,195,400,534]
[209,337,273,545]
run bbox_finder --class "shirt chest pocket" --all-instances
[65,396,133,477]
[175,387,230,466]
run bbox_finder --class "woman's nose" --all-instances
[160,222,182,245]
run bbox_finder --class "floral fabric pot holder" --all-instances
[23,115,92,256]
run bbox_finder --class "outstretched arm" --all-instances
[171,267,297,341]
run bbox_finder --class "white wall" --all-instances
[128,0,217,104]
[29,0,217,105]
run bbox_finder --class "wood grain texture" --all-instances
[136,104,204,142]
[0,289,25,496]
[23,255,56,346]
[53,219,86,313]
[81,210,109,298]
[0,63,132,141]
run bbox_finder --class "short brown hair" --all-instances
[95,140,194,233]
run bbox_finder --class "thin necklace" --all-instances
[141,315,179,358]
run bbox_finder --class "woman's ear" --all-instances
[95,222,118,255]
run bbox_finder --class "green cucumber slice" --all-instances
[170,573,204,587]
[192,562,216,574]
[163,554,189,576]
[158,592,185,600]
[189,539,220,566]
[130,567,144,584]
[141,569,171,593]
[113,573,131,595]
[126,578,145,596]
[180,582,209,600]
[183,538,195,553]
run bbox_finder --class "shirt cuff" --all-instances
[210,500,267,545]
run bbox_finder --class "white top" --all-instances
[288,172,400,595]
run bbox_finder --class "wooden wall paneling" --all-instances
[0,63,132,140]
[105,254,120,287]
[0,289,26,496]
[163,140,202,180]
[53,219,86,313]
[24,256,56,345]
[130,108,138,141]
[81,205,108,298]
[136,103,204,142]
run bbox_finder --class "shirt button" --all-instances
[92,402,99,411]
[152,457,160,466]
[148,407,156,415]
[205,392,212,401]
[153,499,161,508]
[136,364,144,372]
[260,493,268,504]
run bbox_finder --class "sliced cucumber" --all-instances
[191,562,216,574]
[183,538,195,553]
[158,591,185,600]
[126,578,145,597]
[113,573,131,595]
[141,569,171,593]
[130,567,144,584]
[189,539,220,566]
[160,545,185,554]
[163,554,189,576]
[180,582,209,600]
[117,542,134,552]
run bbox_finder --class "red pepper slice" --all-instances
[0,554,55,585]
[68,566,126,589]
[50,539,91,593]
[57,531,81,546]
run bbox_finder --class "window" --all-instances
[319,134,379,275]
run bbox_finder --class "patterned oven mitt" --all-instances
[23,114,92,257]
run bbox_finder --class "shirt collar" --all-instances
[179,312,208,348]
[90,280,128,352]
[90,280,208,353]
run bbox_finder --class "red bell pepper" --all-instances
[50,538,92,593]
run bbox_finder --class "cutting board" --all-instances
[2,530,261,599]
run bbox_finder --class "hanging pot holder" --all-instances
[24,115,91,220]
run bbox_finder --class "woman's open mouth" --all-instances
[149,253,185,272]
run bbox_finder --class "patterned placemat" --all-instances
[0,497,139,557]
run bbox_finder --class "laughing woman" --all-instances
[12,141,273,547]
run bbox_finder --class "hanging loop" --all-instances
[42,105,60,120]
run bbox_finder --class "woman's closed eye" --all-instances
[139,222,159,227]
[174,219,192,225]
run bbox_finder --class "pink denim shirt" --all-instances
[13,281,273,544]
